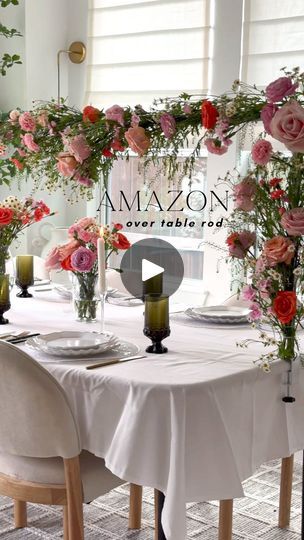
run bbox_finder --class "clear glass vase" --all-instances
[71,272,100,323]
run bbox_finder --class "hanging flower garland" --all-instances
[0,67,303,200]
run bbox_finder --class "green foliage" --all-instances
[0,0,22,76]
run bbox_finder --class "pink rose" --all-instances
[105,104,125,126]
[260,103,278,135]
[69,217,97,236]
[226,231,256,259]
[242,285,256,302]
[9,109,20,123]
[262,236,295,266]
[125,126,150,156]
[19,112,36,132]
[58,239,80,261]
[160,113,176,139]
[205,138,228,155]
[22,133,40,152]
[71,246,96,273]
[57,153,78,177]
[251,139,272,165]
[234,177,256,212]
[265,77,298,103]
[45,247,61,271]
[281,207,304,236]
[270,101,304,153]
[67,134,91,164]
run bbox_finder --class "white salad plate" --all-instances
[186,306,251,324]
[26,337,140,361]
[27,331,119,357]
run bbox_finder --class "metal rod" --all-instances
[301,450,304,540]
[155,490,166,540]
[57,48,81,104]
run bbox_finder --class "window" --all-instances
[241,0,304,86]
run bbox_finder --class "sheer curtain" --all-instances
[241,0,304,86]
[85,0,212,108]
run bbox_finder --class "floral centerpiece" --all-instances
[0,195,52,273]
[45,218,131,322]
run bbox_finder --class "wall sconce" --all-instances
[57,41,86,103]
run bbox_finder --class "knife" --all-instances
[7,333,41,344]
[86,354,146,370]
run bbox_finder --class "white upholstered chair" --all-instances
[0,341,128,539]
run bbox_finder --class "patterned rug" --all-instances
[0,459,302,539]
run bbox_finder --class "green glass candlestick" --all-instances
[16,255,34,298]
[144,294,170,354]
[0,274,11,324]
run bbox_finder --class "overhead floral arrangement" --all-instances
[210,68,304,372]
[0,66,302,198]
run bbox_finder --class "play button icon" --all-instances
[120,238,184,298]
[142,259,164,282]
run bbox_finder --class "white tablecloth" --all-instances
[4,290,304,540]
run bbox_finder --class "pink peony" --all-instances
[19,112,36,132]
[131,113,140,127]
[105,104,125,126]
[75,174,93,187]
[37,111,49,128]
[9,109,20,123]
[265,76,298,103]
[125,126,150,156]
[242,285,256,302]
[262,236,295,266]
[160,113,176,139]
[260,103,278,135]
[270,101,304,153]
[205,138,228,155]
[251,139,272,165]
[248,303,262,321]
[281,207,304,236]
[71,246,96,273]
[234,177,256,212]
[22,133,40,152]
[57,153,78,177]
[68,134,91,164]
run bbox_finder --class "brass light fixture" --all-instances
[57,41,86,103]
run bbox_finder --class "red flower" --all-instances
[83,105,100,124]
[10,157,24,170]
[273,291,297,324]
[269,177,282,188]
[112,232,131,250]
[201,100,219,129]
[41,203,50,215]
[0,207,14,226]
[34,207,44,221]
[226,232,239,246]
[113,223,123,231]
[271,189,285,200]
[111,138,125,152]
[61,254,74,271]
[21,213,30,225]
[102,148,114,158]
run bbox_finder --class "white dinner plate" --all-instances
[26,337,140,361]
[28,331,119,357]
[186,306,251,324]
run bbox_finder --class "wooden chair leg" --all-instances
[129,483,142,529]
[63,505,69,540]
[279,455,294,528]
[218,499,233,540]
[14,500,27,528]
[154,489,159,540]
[64,457,84,540]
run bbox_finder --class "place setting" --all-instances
[171,304,251,329]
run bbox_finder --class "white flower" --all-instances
[288,244,295,252]
[293,267,302,276]
[225,102,237,117]
[2,196,23,212]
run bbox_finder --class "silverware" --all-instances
[7,333,41,344]
[86,354,146,370]
[0,331,31,341]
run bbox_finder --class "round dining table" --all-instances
[3,288,304,540]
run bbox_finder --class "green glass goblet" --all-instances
[0,274,11,325]
[16,255,34,298]
[143,294,170,354]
